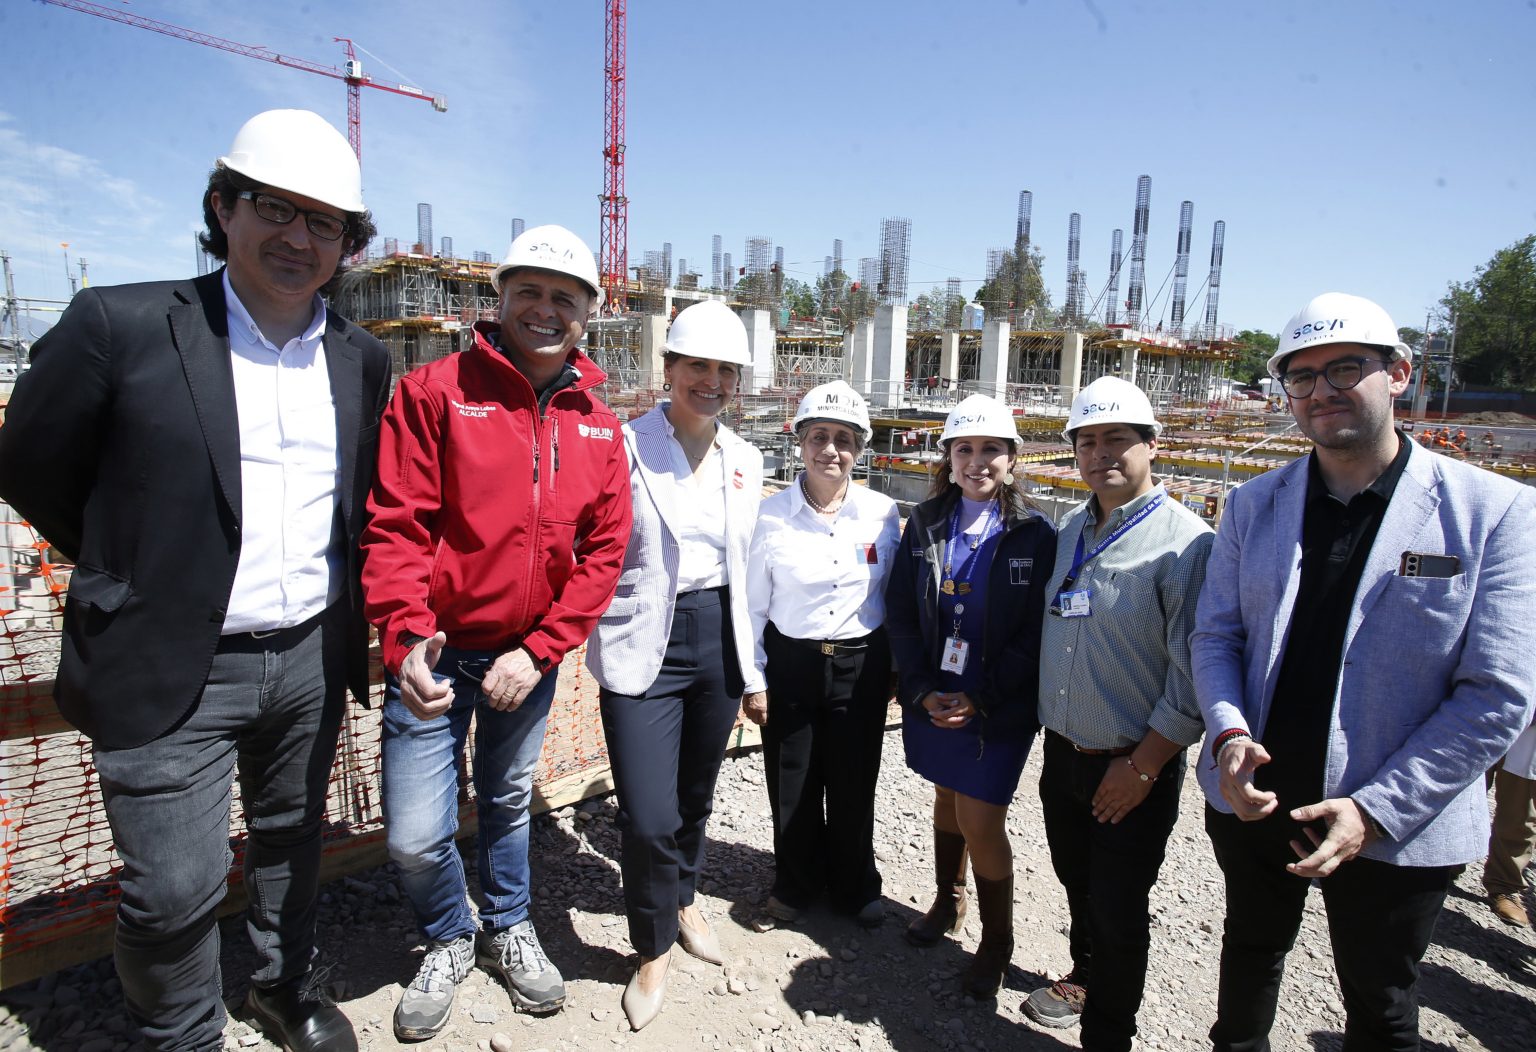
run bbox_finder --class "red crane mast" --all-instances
[599,0,628,308]
[37,0,447,172]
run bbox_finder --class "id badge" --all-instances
[941,636,970,675]
[1058,588,1092,618]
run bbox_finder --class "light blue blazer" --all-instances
[586,404,765,697]
[1192,441,1536,866]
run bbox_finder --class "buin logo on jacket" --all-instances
[577,423,615,441]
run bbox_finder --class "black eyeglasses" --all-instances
[237,191,348,242]
[1278,355,1392,398]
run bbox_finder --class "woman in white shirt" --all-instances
[742,382,901,932]
[585,301,765,1031]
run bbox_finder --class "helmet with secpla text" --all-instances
[941,394,1020,449]
[493,225,603,303]
[664,300,752,367]
[1062,376,1161,443]
[1269,293,1413,378]
[218,109,364,214]
[793,381,873,446]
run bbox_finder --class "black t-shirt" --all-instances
[1258,434,1410,807]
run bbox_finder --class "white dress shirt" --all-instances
[666,423,728,593]
[221,272,342,633]
[746,476,902,681]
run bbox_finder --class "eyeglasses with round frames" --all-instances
[237,191,347,242]
[1278,355,1392,398]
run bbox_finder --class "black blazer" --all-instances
[0,270,391,748]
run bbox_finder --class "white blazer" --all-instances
[586,404,765,697]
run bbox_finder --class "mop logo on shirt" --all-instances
[577,423,615,441]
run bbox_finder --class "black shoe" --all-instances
[245,976,358,1052]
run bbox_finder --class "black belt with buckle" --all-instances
[1049,729,1134,757]
[782,633,872,658]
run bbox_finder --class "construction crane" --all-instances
[37,0,447,173]
[599,0,628,308]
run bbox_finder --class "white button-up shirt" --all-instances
[746,476,902,681]
[221,272,342,633]
[666,423,729,593]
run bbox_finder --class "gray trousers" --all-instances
[91,603,348,1051]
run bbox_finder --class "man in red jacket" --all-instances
[361,224,631,1040]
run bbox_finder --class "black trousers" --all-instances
[1038,730,1185,1052]
[599,587,743,957]
[761,623,891,913]
[1205,805,1459,1052]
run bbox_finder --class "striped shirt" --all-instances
[1038,483,1214,751]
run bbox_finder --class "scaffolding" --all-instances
[1010,330,1063,387]
[331,254,499,377]
[587,316,645,389]
[877,217,911,304]
[1126,175,1151,328]
[773,332,844,388]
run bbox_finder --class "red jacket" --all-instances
[361,322,632,675]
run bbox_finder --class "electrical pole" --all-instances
[1440,311,1458,419]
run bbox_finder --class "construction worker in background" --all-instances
[360,225,632,1040]
[1455,427,1468,450]
[0,110,390,1052]
[1192,292,1536,1050]
[1024,377,1214,1049]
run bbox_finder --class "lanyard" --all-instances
[942,503,999,639]
[1060,492,1164,592]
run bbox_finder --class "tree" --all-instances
[1440,235,1536,388]
[1231,329,1278,386]
[782,278,815,319]
[973,245,1052,322]
[910,284,967,330]
[814,268,875,328]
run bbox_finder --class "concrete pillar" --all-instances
[870,304,908,410]
[979,319,1010,400]
[844,319,874,394]
[640,315,668,389]
[739,308,775,395]
[1060,331,1086,403]
[940,331,961,385]
[1120,347,1139,384]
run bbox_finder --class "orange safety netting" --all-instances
[0,513,611,983]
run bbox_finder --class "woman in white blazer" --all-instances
[586,301,765,1031]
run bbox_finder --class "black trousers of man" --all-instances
[1039,730,1185,1052]
[1205,806,1459,1052]
[761,623,890,914]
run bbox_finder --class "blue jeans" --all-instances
[381,646,556,941]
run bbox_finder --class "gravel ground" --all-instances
[2,729,1533,1052]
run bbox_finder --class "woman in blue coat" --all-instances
[884,393,1056,999]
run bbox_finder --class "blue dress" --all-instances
[898,505,1038,805]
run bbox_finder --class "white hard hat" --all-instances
[941,394,1020,448]
[219,109,363,213]
[665,301,751,367]
[1063,376,1161,442]
[793,380,872,444]
[493,225,603,301]
[1269,292,1413,378]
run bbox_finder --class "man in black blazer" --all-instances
[0,110,390,1052]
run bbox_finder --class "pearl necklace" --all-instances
[800,474,848,514]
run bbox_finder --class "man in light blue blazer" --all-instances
[1191,292,1536,1051]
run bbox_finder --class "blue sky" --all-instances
[2,0,1533,339]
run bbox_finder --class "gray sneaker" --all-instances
[477,919,566,1014]
[394,935,475,1041]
